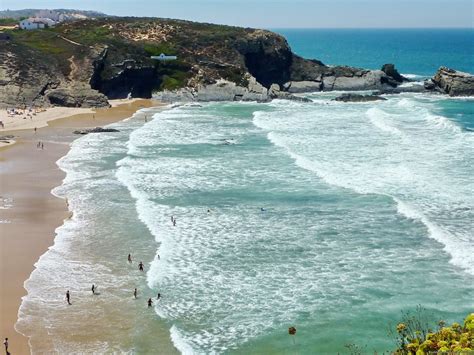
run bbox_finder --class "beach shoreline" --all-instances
[0,99,160,354]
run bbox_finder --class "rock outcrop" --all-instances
[286,57,403,93]
[154,77,311,103]
[47,86,109,108]
[431,67,474,96]
[381,64,408,83]
[333,93,387,102]
[0,17,432,108]
[73,127,120,135]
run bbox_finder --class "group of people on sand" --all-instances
[64,253,162,308]
[5,107,44,121]
[36,141,44,149]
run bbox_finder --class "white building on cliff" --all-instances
[19,17,56,30]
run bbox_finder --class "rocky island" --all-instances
[1,17,473,108]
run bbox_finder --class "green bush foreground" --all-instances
[394,313,473,354]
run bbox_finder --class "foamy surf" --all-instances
[15,93,474,354]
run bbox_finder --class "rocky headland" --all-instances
[1,17,473,108]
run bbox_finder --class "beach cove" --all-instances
[7,91,473,354]
[0,99,167,353]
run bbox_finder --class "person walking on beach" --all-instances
[34,127,37,133]
[148,298,153,307]
[134,288,138,299]
[128,253,132,263]
[66,290,71,305]
[138,262,144,272]
[91,284,96,295]
[41,142,44,150]
[3,338,8,355]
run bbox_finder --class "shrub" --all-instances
[393,311,473,354]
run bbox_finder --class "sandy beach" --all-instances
[0,99,159,354]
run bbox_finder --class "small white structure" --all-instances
[19,18,45,30]
[151,53,178,61]
[19,17,56,30]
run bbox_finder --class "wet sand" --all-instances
[0,99,158,354]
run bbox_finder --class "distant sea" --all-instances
[276,28,474,76]
[17,29,474,354]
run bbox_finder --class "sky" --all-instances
[1,0,473,28]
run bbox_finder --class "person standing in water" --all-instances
[91,285,96,295]
[3,338,8,355]
[173,218,176,227]
[148,298,153,307]
[134,288,138,299]
[157,292,161,300]
[66,290,71,305]
[138,262,144,272]
[128,253,132,263]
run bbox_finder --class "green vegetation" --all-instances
[64,24,112,45]
[221,67,249,87]
[393,309,473,354]
[8,29,69,55]
[143,43,177,56]
[155,61,192,90]
[0,18,18,26]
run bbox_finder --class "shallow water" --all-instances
[16,92,474,353]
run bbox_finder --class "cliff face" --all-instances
[0,17,405,107]
[431,67,474,96]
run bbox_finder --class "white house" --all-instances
[19,19,45,30]
[19,17,56,30]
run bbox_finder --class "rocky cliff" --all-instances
[429,67,474,96]
[0,17,434,107]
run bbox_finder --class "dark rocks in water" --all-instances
[47,86,110,108]
[73,127,120,135]
[423,80,437,91]
[381,64,409,83]
[374,85,428,95]
[431,67,474,96]
[333,93,387,102]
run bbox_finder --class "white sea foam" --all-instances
[252,94,474,276]
[395,199,474,275]
[170,325,196,355]
[366,107,403,136]
[425,114,462,133]
[402,73,424,79]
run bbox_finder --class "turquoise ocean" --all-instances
[17,29,474,354]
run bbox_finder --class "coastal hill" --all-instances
[0,16,471,108]
[0,8,107,20]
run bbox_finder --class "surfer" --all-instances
[260,207,266,212]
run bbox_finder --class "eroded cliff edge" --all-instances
[0,18,472,108]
